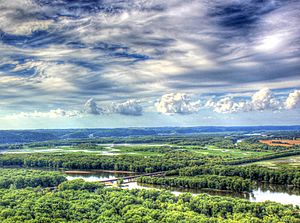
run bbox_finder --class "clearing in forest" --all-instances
[260,139,300,147]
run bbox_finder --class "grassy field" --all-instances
[245,155,300,168]
[2,144,274,159]
[3,144,169,156]
[187,145,272,158]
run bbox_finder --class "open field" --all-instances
[190,145,272,158]
[244,155,300,168]
[2,144,275,159]
[260,139,300,147]
[2,144,169,156]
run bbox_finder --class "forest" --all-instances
[174,165,300,187]
[138,175,253,192]
[0,179,299,223]
[0,131,300,222]
[0,169,66,189]
[0,151,221,172]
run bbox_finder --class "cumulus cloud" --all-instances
[206,97,251,114]
[285,90,300,109]
[83,98,102,115]
[251,88,280,111]
[111,100,143,116]
[205,88,282,114]
[156,93,200,115]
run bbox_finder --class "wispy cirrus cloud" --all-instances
[5,108,80,119]
[0,0,299,127]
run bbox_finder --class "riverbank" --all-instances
[64,170,136,174]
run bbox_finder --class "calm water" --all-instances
[65,171,132,182]
[65,171,300,206]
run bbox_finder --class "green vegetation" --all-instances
[110,145,174,156]
[0,151,221,172]
[116,177,124,187]
[224,149,300,165]
[0,168,66,189]
[0,182,299,223]
[138,175,253,192]
[246,155,300,168]
[58,179,104,192]
[1,132,300,222]
[5,133,300,162]
[175,165,300,187]
[4,142,295,160]
[190,145,272,158]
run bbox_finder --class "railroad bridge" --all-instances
[98,171,165,184]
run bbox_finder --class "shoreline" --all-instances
[64,170,136,174]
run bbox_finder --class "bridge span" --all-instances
[98,171,165,183]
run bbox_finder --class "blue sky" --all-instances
[0,0,300,129]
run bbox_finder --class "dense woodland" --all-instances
[0,169,66,189]
[174,165,300,187]
[1,147,300,173]
[0,152,222,172]
[138,175,253,192]
[0,179,299,223]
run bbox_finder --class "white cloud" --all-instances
[251,88,280,111]
[156,93,200,115]
[6,109,80,119]
[255,34,285,52]
[0,0,299,118]
[111,100,143,116]
[2,20,53,36]
[83,98,102,115]
[0,0,53,35]
[205,88,282,114]
[206,97,251,114]
[253,2,300,56]
[285,90,300,109]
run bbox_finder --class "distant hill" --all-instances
[0,126,300,144]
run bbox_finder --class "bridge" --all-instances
[98,171,165,184]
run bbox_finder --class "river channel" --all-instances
[64,170,300,206]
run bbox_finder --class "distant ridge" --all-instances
[0,125,300,144]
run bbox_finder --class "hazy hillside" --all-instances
[1,126,300,144]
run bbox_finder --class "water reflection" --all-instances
[65,172,300,206]
[257,183,300,195]
[64,171,133,182]
[123,182,300,206]
[124,181,251,199]
[249,187,300,205]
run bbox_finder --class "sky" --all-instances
[0,0,300,129]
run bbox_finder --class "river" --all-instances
[64,171,300,206]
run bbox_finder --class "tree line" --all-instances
[138,175,253,192]
[175,165,300,187]
[0,152,220,173]
[0,168,66,189]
